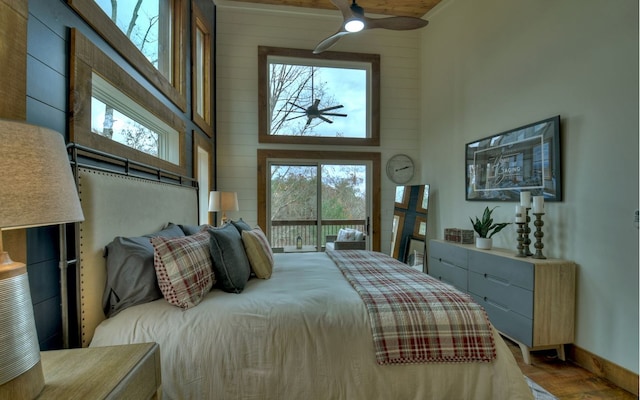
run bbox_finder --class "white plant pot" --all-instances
[475,237,493,250]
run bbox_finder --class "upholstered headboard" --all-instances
[76,167,198,347]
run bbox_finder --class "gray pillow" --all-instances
[208,224,251,293]
[230,218,252,233]
[177,223,210,236]
[102,223,185,317]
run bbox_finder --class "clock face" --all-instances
[386,154,415,184]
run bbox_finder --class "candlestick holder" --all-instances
[532,213,546,259]
[515,222,526,257]
[523,208,533,256]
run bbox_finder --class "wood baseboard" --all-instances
[566,344,639,396]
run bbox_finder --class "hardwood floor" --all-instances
[505,339,637,399]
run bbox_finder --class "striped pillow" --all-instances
[151,230,214,309]
[241,227,274,279]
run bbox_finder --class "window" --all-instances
[70,29,186,175]
[258,46,380,146]
[193,132,213,224]
[191,1,213,136]
[68,0,186,110]
[91,73,180,164]
[258,149,381,251]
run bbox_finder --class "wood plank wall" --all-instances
[13,0,215,349]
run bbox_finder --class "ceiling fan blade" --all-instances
[364,16,429,31]
[319,105,344,112]
[322,113,348,117]
[331,0,353,20]
[287,102,307,111]
[285,115,307,122]
[313,30,350,54]
[319,116,334,124]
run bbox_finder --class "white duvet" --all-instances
[90,252,533,400]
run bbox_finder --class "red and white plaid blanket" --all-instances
[326,250,496,365]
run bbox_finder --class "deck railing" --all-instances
[270,219,366,250]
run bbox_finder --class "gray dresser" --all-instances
[429,239,576,364]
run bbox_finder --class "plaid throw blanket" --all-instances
[326,250,496,364]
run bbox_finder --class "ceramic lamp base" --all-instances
[0,257,45,400]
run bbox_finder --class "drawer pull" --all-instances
[484,273,510,286]
[483,296,510,312]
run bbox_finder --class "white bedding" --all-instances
[90,252,533,400]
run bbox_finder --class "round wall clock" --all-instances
[386,154,415,184]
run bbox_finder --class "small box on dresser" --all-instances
[428,239,576,365]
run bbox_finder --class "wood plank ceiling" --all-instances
[221,0,442,18]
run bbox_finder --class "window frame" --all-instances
[258,46,380,146]
[69,29,187,176]
[191,1,213,137]
[67,0,187,111]
[258,149,381,251]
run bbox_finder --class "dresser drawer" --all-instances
[468,271,533,318]
[429,259,467,292]
[471,293,533,347]
[430,240,468,268]
[468,251,534,290]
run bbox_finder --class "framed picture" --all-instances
[465,115,562,202]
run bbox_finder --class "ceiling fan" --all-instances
[313,0,429,54]
[286,99,347,126]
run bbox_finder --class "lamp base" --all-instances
[0,360,44,400]
[0,257,46,400]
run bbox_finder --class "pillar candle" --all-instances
[520,191,531,208]
[515,205,525,223]
[532,196,544,213]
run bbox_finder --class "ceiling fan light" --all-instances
[345,18,364,32]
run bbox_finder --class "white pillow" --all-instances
[337,228,364,241]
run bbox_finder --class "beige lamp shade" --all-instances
[0,120,85,230]
[208,191,239,213]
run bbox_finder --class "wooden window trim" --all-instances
[258,46,380,146]
[191,1,213,137]
[67,0,187,111]
[257,149,381,251]
[193,131,214,224]
[69,29,187,176]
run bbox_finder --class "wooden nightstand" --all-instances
[37,342,161,399]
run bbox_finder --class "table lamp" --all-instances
[0,120,85,399]
[208,191,239,225]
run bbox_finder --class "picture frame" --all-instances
[465,115,562,202]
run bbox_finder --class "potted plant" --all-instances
[470,206,510,249]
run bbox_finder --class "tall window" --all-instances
[258,150,381,251]
[191,1,213,136]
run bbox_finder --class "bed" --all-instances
[74,166,533,400]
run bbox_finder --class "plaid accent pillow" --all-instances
[151,230,214,309]
[241,227,274,279]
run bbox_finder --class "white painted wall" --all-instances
[215,2,425,251]
[420,0,639,372]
